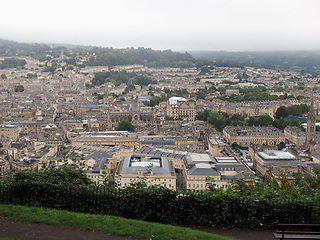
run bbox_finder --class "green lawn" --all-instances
[0,204,238,240]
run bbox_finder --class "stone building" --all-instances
[253,149,299,180]
[223,126,285,146]
[284,126,306,147]
[166,97,195,121]
[117,155,177,190]
[69,131,138,149]
[305,95,317,153]
[0,125,20,142]
[182,154,253,190]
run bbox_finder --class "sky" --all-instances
[1,0,320,51]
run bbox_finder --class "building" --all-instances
[226,89,240,96]
[223,126,285,146]
[0,125,20,142]
[118,155,176,190]
[166,97,195,121]
[208,138,227,157]
[284,126,306,147]
[305,95,317,153]
[138,135,175,149]
[182,154,253,190]
[0,158,8,175]
[69,131,138,149]
[253,150,299,179]
[106,96,154,129]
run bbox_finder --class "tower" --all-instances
[305,94,316,152]
[131,96,140,121]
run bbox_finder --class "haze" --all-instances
[1,0,320,51]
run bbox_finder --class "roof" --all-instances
[120,155,171,174]
[215,157,238,163]
[188,163,220,176]
[257,150,296,160]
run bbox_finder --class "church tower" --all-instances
[131,96,140,121]
[305,94,316,152]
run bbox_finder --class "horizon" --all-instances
[1,0,319,52]
[2,38,320,53]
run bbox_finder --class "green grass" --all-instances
[316,116,320,121]
[0,204,238,240]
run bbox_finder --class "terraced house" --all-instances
[223,126,284,146]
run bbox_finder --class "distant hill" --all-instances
[0,39,195,68]
[189,50,320,75]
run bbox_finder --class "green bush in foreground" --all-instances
[2,166,320,229]
[0,204,237,240]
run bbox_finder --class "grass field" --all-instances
[0,204,238,240]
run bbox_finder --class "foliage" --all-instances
[3,166,320,230]
[190,50,320,76]
[0,73,7,79]
[14,85,24,92]
[275,104,309,119]
[86,47,195,68]
[26,73,37,78]
[277,141,286,150]
[220,87,296,103]
[144,96,162,107]
[275,106,289,119]
[115,120,135,132]
[89,70,155,88]
[197,109,304,132]
[0,58,26,69]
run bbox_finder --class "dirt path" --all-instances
[0,216,275,240]
[0,216,145,240]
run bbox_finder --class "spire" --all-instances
[305,93,316,152]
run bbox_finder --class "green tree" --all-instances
[15,85,24,92]
[290,119,301,128]
[278,141,286,150]
[0,73,7,79]
[248,117,259,126]
[115,120,135,132]
[27,73,37,78]
[258,114,273,126]
[275,106,289,119]
[287,105,302,117]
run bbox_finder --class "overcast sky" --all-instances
[1,0,320,51]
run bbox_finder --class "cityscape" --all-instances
[1,0,320,237]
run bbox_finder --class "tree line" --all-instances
[87,70,156,89]
[196,108,304,132]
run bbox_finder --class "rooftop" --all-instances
[258,150,296,160]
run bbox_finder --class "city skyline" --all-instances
[1,0,320,51]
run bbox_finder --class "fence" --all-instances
[1,182,319,229]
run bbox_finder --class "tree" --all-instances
[0,73,7,79]
[258,114,273,126]
[275,106,289,119]
[115,120,135,132]
[278,141,286,150]
[248,117,259,126]
[15,85,24,92]
[290,119,301,128]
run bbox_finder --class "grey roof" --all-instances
[85,151,113,161]
[188,164,220,176]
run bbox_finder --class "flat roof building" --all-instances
[118,155,176,190]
